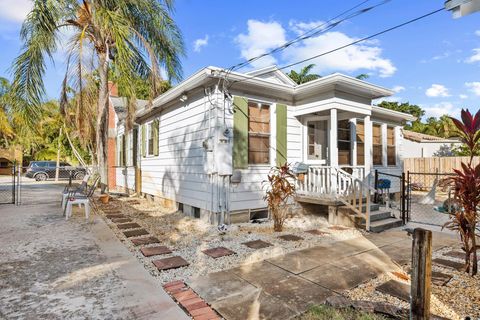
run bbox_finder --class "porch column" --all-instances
[382,123,388,167]
[364,115,372,177]
[350,118,357,167]
[329,108,338,167]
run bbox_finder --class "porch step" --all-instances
[361,218,403,233]
[355,210,392,223]
[360,202,381,213]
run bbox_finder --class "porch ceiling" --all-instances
[293,98,372,117]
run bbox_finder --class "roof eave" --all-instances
[372,105,417,121]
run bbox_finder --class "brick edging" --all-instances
[163,280,221,320]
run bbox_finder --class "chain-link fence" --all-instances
[406,172,455,226]
[0,166,16,204]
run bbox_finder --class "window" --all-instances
[148,123,154,156]
[248,102,270,164]
[372,124,382,166]
[118,135,125,166]
[356,121,365,165]
[338,120,351,165]
[307,120,327,161]
[387,127,396,166]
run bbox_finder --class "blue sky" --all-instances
[0,0,479,120]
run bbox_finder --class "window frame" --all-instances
[372,123,383,166]
[247,100,271,166]
[303,115,329,165]
[387,126,396,166]
[147,122,154,157]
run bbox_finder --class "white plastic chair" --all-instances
[65,176,99,220]
[61,174,90,210]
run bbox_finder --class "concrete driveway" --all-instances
[0,182,188,320]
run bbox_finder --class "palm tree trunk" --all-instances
[97,52,109,193]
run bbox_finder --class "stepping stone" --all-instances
[328,225,350,231]
[140,246,172,257]
[202,247,236,259]
[278,234,303,241]
[126,200,140,205]
[242,240,272,249]
[433,258,465,271]
[305,229,329,236]
[153,256,189,270]
[111,217,132,223]
[106,214,125,219]
[376,280,410,302]
[123,229,149,238]
[131,236,160,246]
[432,271,453,286]
[117,222,141,230]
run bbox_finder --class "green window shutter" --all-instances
[233,96,248,169]
[276,104,288,167]
[141,125,146,157]
[121,134,126,166]
[152,119,159,156]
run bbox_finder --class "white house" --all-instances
[111,66,415,230]
[401,130,461,158]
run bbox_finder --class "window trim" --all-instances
[372,122,383,166]
[386,126,396,167]
[247,100,272,166]
[303,115,329,165]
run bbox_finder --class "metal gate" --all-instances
[406,172,455,226]
[374,170,407,224]
[0,166,17,204]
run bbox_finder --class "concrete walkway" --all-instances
[188,230,458,320]
[0,182,188,320]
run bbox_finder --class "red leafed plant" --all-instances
[263,163,296,232]
[443,109,480,275]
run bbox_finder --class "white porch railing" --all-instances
[297,165,374,231]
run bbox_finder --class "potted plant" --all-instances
[443,109,480,275]
[263,163,296,232]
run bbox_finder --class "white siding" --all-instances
[115,125,136,191]
[139,92,213,211]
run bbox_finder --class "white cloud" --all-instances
[475,30,480,37]
[423,102,461,118]
[459,94,468,99]
[425,84,450,97]
[235,20,286,69]
[282,31,396,77]
[288,20,326,35]
[0,0,32,22]
[465,82,480,96]
[392,85,405,93]
[193,35,209,53]
[465,48,480,63]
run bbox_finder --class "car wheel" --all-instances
[74,172,85,180]
[35,173,48,181]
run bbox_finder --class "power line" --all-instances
[231,0,392,72]
[227,7,445,88]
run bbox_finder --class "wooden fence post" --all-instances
[411,228,432,319]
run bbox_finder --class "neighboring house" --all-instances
[0,146,22,175]
[401,130,461,158]
[110,65,415,227]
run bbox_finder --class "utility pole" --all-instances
[55,127,62,182]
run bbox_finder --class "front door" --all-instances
[306,120,328,164]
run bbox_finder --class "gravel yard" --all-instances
[345,246,480,319]
[98,197,362,285]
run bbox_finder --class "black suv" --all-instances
[25,161,86,181]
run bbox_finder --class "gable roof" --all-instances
[245,65,298,86]
[402,129,461,143]
[137,65,407,120]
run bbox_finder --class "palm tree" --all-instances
[0,78,14,146]
[11,0,184,191]
[287,64,321,84]
[355,73,369,80]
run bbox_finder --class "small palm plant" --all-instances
[443,109,480,275]
[263,163,296,232]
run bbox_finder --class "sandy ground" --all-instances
[0,182,187,320]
